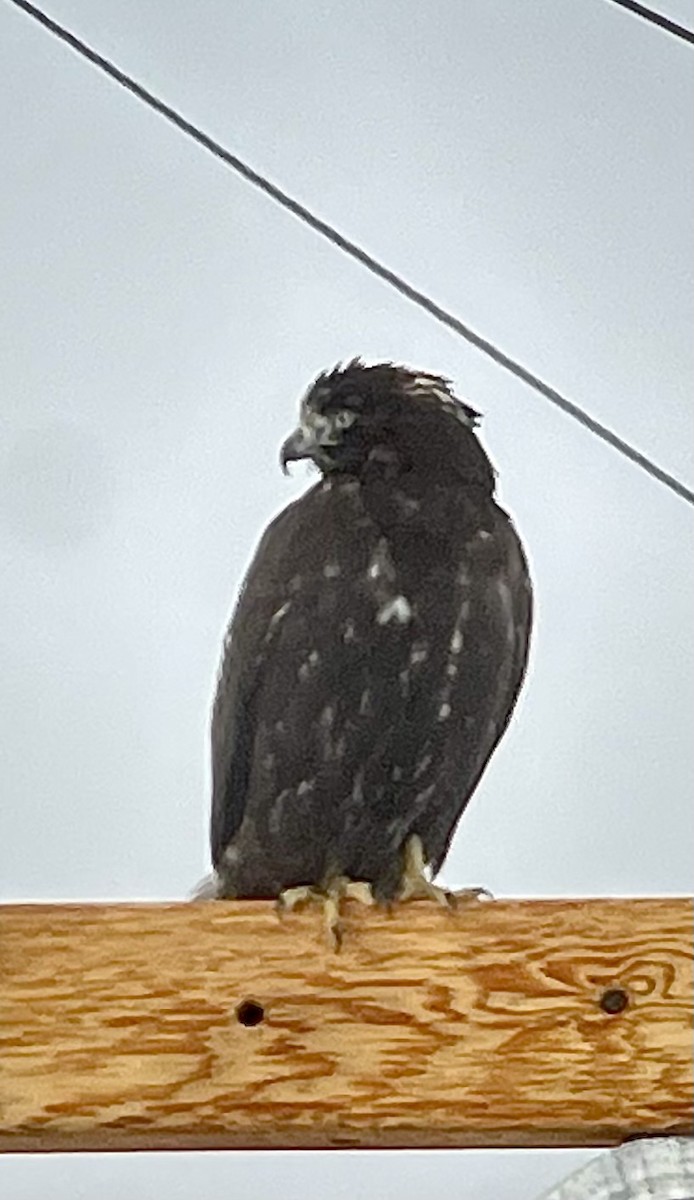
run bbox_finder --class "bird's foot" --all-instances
[397,836,493,908]
[449,885,494,905]
[398,872,455,907]
[277,876,374,950]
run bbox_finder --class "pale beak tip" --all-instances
[280,427,310,474]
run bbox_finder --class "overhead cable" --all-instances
[7,0,694,507]
[603,0,694,45]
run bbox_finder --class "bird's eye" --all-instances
[334,409,357,431]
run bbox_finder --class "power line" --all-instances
[7,0,694,508]
[603,0,694,44]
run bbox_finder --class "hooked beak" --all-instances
[280,425,320,473]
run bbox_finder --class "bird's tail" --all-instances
[188,871,222,901]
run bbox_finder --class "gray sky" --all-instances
[1,0,692,1196]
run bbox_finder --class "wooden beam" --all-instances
[1,898,691,1153]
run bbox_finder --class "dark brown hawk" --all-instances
[207,360,532,939]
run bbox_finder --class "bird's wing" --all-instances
[209,477,430,868]
[209,497,310,866]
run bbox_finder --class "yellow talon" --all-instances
[398,835,493,907]
[277,875,374,950]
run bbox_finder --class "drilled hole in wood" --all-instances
[600,987,629,1015]
[236,999,265,1027]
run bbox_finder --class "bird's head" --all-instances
[280,359,491,485]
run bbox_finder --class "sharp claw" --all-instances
[453,886,494,904]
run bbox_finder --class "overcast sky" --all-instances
[1,1,692,1197]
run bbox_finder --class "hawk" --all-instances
[207,360,532,941]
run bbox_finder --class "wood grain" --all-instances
[1,898,691,1152]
